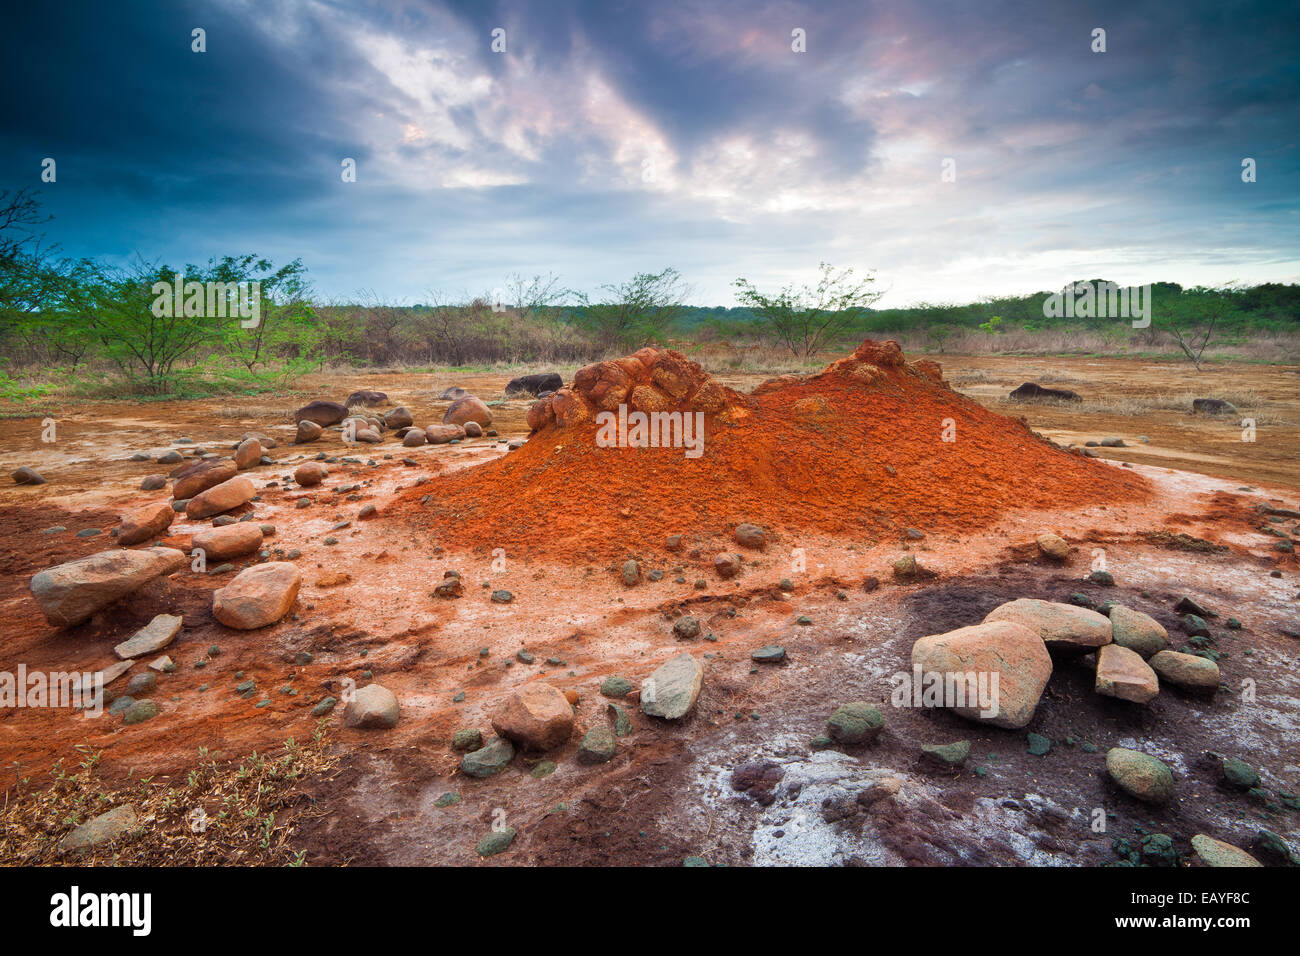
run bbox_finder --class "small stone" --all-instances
[640,653,703,720]
[1191,834,1262,867]
[452,728,483,752]
[490,683,573,751]
[1106,747,1174,804]
[342,683,400,729]
[460,736,514,778]
[892,553,934,581]
[1027,732,1052,756]
[608,703,632,737]
[1174,596,1214,617]
[311,696,337,717]
[734,523,767,550]
[672,616,701,640]
[1252,830,1298,866]
[58,805,138,854]
[124,672,157,696]
[476,827,517,857]
[578,725,617,764]
[827,702,884,744]
[1108,605,1168,659]
[621,559,641,586]
[713,552,742,578]
[1035,532,1069,561]
[751,645,785,663]
[921,740,971,766]
[1095,643,1160,704]
[1149,649,1220,692]
[114,613,183,659]
[1221,757,1260,790]
[1140,833,1179,867]
[123,699,158,725]
[600,675,634,697]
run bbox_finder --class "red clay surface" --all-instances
[0,344,1296,866]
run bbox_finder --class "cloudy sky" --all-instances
[2,0,1297,307]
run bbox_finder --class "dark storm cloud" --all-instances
[0,0,1295,303]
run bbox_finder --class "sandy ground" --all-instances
[0,355,1297,866]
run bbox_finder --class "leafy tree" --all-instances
[213,256,318,373]
[85,258,230,392]
[576,267,688,349]
[0,188,50,264]
[0,188,61,358]
[503,271,569,317]
[978,314,1003,341]
[1162,284,1236,371]
[733,262,882,359]
[12,257,101,367]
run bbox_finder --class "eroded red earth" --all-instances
[1,349,1297,865]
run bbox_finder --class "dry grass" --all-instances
[893,328,1300,363]
[1143,531,1230,553]
[982,388,1289,424]
[214,404,296,420]
[0,725,339,866]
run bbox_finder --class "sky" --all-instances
[1,0,1298,308]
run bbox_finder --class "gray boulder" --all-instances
[640,653,703,719]
[30,547,186,627]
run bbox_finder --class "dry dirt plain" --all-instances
[0,351,1297,866]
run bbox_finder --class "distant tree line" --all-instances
[1,188,1297,398]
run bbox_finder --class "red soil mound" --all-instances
[395,341,1150,560]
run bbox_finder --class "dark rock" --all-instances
[577,725,616,764]
[460,736,514,778]
[452,728,483,752]
[1222,757,1260,790]
[713,553,742,578]
[12,466,46,485]
[600,675,633,697]
[476,827,516,857]
[1174,596,1215,618]
[1192,398,1238,416]
[730,760,784,806]
[1008,382,1082,403]
[294,400,348,427]
[734,523,767,550]
[921,740,971,766]
[827,703,884,744]
[504,372,563,396]
[672,616,701,639]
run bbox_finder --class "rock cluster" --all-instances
[525,348,743,432]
